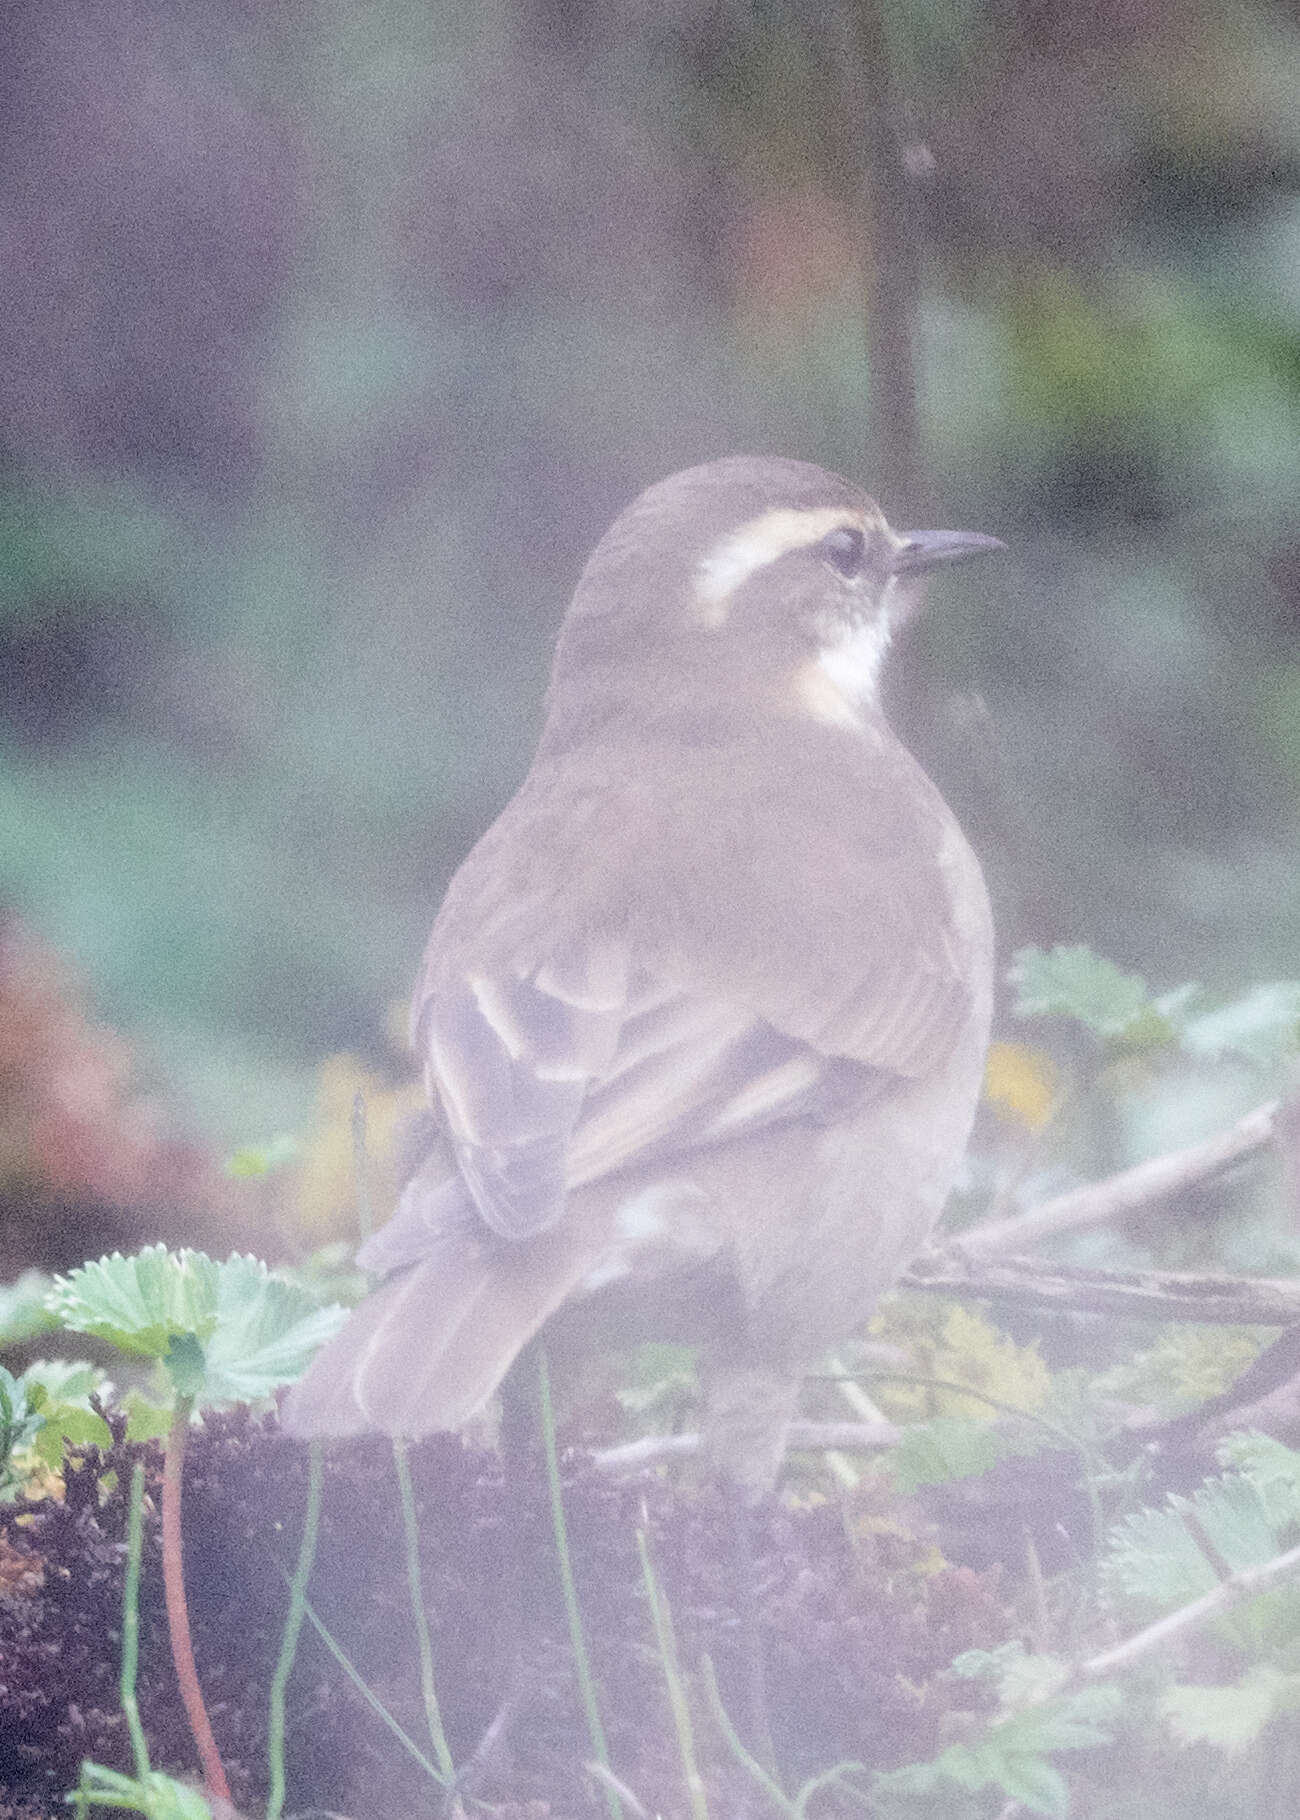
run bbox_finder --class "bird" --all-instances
[283,455,1000,1494]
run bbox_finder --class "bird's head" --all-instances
[544,456,1003,747]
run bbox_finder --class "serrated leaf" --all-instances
[1160,1667,1298,1754]
[47,1246,347,1408]
[879,1736,1073,1818]
[1106,1464,1300,1652]
[48,1246,223,1357]
[1010,945,1182,1051]
[1107,1479,1272,1607]
[200,1256,349,1402]
[1182,983,1300,1068]
[1215,1432,1300,1528]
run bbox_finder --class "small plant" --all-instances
[47,1246,345,1813]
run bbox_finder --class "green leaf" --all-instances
[1105,1457,1300,1652]
[1216,1431,1300,1528]
[890,1416,1003,1490]
[950,1642,1030,1682]
[0,1365,42,1470]
[22,1361,114,1471]
[987,1686,1121,1754]
[71,1762,215,1818]
[48,1247,223,1358]
[989,1755,1069,1816]
[880,1738,1069,1817]
[878,1666,1118,1817]
[163,1333,209,1399]
[1181,983,1300,1068]
[122,1390,174,1443]
[1160,1666,1299,1754]
[223,1133,300,1179]
[1010,945,1184,1051]
[1095,1328,1265,1418]
[47,1246,347,1408]
[201,1255,349,1402]
[0,1270,58,1346]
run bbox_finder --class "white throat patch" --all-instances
[796,616,892,727]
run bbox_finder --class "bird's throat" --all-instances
[794,619,892,729]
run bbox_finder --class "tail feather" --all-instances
[282,1225,595,1439]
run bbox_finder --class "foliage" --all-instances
[868,1300,1052,1422]
[1104,1434,1300,1653]
[877,1647,1121,1819]
[1010,944,1300,1073]
[1159,1666,1300,1757]
[48,1245,347,1406]
[0,1269,57,1345]
[1095,1327,1267,1417]
[71,1763,215,1819]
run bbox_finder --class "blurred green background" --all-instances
[2,0,1299,1157]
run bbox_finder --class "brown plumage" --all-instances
[283,456,1000,1491]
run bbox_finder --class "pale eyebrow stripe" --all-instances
[693,505,868,621]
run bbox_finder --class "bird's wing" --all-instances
[409,731,982,1241]
[416,937,875,1240]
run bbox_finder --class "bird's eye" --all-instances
[819,526,866,578]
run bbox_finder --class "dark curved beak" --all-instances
[891,528,1005,575]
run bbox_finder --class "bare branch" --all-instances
[591,1419,901,1476]
[957,1099,1280,1257]
[1081,1540,1300,1679]
[902,1250,1300,1326]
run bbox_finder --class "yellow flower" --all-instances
[983,1041,1058,1131]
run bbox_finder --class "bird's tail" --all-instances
[281,1221,595,1439]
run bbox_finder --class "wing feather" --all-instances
[406,728,984,1245]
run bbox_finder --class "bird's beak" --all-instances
[890,528,1005,576]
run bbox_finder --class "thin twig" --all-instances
[266,1440,324,1820]
[392,1439,457,1784]
[637,1527,711,1820]
[699,1654,796,1818]
[586,1761,651,1820]
[120,1461,152,1783]
[591,1421,900,1475]
[792,1759,875,1818]
[957,1099,1279,1256]
[351,1092,373,1243]
[295,1589,449,1786]
[539,1350,622,1820]
[902,1249,1300,1326]
[833,0,926,508]
[1081,1539,1300,1679]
